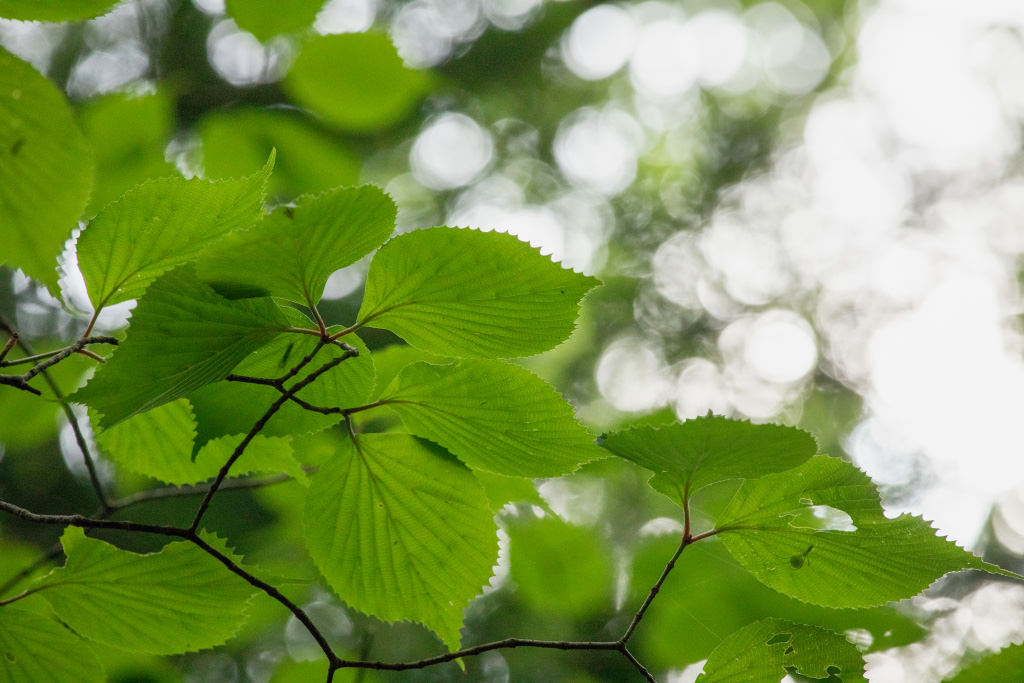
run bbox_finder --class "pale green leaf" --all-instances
[696,618,866,683]
[0,47,93,295]
[368,344,450,398]
[945,643,1024,682]
[357,228,599,358]
[190,328,373,449]
[599,416,818,505]
[284,33,434,133]
[78,91,176,215]
[199,107,360,198]
[716,456,1016,607]
[76,153,273,309]
[0,607,104,683]
[379,359,602,476]
[226,0,323,40]
[38,527,257,655]
[304,433,497,650]
[0,0,118,22]
[73,267,289,427]
[198,185,395,305]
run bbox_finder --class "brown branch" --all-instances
[0,499,190,537]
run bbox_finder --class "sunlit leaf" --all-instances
[73,267,289,427]
[696,618,866,682]
[0,0,119,21]
[945,642,1024,682]
[304,433,496,650]
[599,416,818,505]
[0,47,93,294]
[198,185,395,306]
[38,527,257,655]
[76,154,272,310]
[284,32,434,133]
[716,456,1017,607]
[379,359,603,476]
[357,227,599,358]
[0,607,104,682]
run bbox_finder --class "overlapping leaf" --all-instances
[197,185,395,305]
[225,0,323,40]
[189,327,373,449]
[945,643,1024,682]
[696,618,866,682]
[715,456,1016,607]
[379,359,602,476]
[600,416,818,505]
[0,48,93,294]
[0,607,104,682]
[357,228,599,358]
[284,33,434,133]
[95,399,306,485]
[37,527,257,655]
[75,153,272,310]
[304,433,497,650]
[74,267,289,427]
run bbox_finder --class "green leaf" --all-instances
[37,527,258,655]
[225,0,324,41]
[368,344,450,398]
[0,47,93,295]
[507,516,613,618]
[199,107,360,198]
[0,0,119,21]
[379,359,603,476]
[75,153,273,310]
[358,228,599,358]
[197,185,395,306]
[284,32,434,133]
[0,607,104,682]
[304,433,496,650]
[73,267,289,427]
[96,400,306,485]
[626,535,923,670]
[599,416,818,504]
[696,618,866,683]
[78,91,176,215]
[716,456,1016,607]
[945,643,1024,682]
[189,328,373,449]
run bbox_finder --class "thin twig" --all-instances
[618,536,688,644]
[620,647,657,683]
[0,331,19,362]
[108,471,302,512]
[0,499,190,537]
[332,638,621,671]
[0,543,61,597]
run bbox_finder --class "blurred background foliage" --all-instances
[3,0,1024,681]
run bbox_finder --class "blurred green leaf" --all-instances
[304,433,496,651]
[0,607,104,682]
[508,516,613,619]
[198,185,395,306]
[358,227,600,358]
[284,33,434,133]
[600,416,818,504]
[74,267,289,427]
[945,643,1024,682]
[38,527,257,654]
[0,47,93,295]
[696,618,866,683]
[78,91,176,215]
[380,359,603,476]
[225,0,324,41]
[0,0,119,21]
[199,108,360,198]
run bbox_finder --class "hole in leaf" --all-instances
[10,137,25,155]
[4,652,15,663]
[826,665,841,674]
[766,632,792,645]
[783,504,857,532]
[790,544,814,569]
[784,645,795,655]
